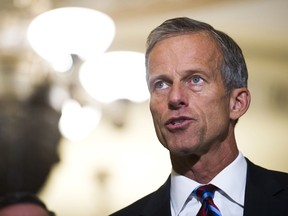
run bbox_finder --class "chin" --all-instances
[168,146,197,157]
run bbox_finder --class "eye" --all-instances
[191,75,203,84]
[155,80,168,89]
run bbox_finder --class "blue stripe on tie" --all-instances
[202,191,214,201]
[209,205,222,215]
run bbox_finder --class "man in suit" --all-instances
[110,17,288,216]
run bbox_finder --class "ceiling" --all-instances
[1,0,287,52]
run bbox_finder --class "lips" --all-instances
[165,116,193,130]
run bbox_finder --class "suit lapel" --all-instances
[140,176,171,216]
[244,159,288,216]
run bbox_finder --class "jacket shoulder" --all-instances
[109,191,156,216]
[244,158,288,215]
[246,158,288,186]
[109,176,171,216]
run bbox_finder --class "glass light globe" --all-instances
[27,7,115,72]
[79,51,149,103]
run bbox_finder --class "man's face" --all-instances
[147,32,232,156]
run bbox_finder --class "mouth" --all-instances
[165,116,193,130]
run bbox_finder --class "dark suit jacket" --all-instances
[110,159,288,216]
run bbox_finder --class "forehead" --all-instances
[153,31,219,53]
[147,32,222,71]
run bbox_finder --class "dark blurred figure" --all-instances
[0,83,61,195]
[0,192,55,216]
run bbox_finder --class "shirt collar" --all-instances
[170,169,198,215]
[170,152,247,215]
[210,152,247,206]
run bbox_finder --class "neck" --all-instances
[170,141,239,184]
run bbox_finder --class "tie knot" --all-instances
[193,184,218,203]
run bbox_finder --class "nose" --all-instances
[168,84,188,110]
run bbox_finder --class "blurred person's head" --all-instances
[0,192,55,216]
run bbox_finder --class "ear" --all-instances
[229,88,251,120]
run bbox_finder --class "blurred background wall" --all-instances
[0,0,287,215]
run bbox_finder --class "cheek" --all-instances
[150,100,161,124]
[199,94,230,122]
[206,97,231,128]
[149,95,164,115]
[149,98,166,131]
[150,100,167,144]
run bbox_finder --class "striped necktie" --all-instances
[192,184,222,216]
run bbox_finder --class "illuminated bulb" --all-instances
[79,51,149,103]
[27,7,115,72]
[59,99,102,141]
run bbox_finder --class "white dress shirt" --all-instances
[170,152,247,216]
